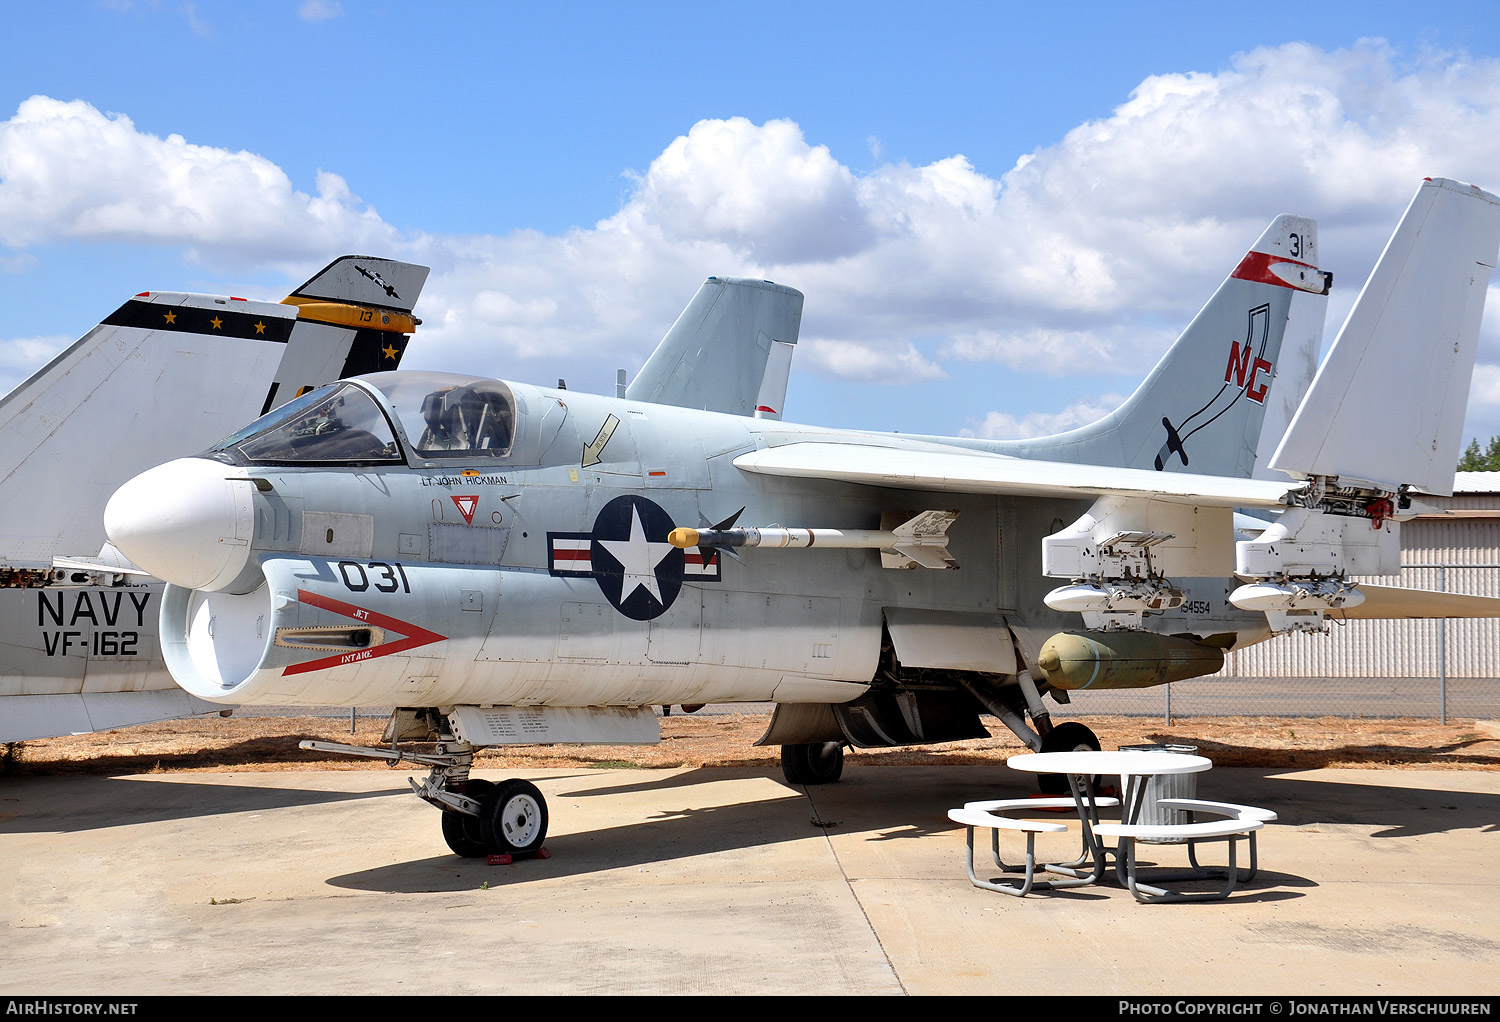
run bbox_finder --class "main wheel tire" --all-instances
[480,778,548,858]
[440,778,493,858]
[1037,721,1101,795]
[781,742,845,785]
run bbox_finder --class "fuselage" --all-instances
[104,371,1266,708]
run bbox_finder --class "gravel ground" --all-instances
[5,712,1497,775]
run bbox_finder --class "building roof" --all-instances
[1452,471,1500,493]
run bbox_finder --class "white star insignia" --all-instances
[598,505,675,606]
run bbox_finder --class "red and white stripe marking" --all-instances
[549,536,593,575]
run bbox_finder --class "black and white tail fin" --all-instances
[0,256,428,570]
[262,255,430,414]
[626,276,803,418]
[995,216,1331,478]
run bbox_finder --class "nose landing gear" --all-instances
[301,728,550,860]
[477,778,548,858]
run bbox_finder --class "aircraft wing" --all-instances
[733,442,1299,509]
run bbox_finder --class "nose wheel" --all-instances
[438,777,549,859]
[479,778,549,858]
[440,778,494,858]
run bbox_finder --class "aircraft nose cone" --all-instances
[105,458,256,591]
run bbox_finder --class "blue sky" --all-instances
[7,1,1500,447]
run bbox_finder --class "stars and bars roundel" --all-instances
[547,495,720,620]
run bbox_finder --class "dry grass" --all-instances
[4,712,1497,776]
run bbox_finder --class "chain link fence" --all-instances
[1065,562,1500,722]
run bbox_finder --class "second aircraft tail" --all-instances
[0,255,428,570]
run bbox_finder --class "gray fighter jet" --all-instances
[104,179,1500,860]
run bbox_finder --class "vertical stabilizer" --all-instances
[997,215,1330,477]
[268,255,430,415]
[1251,281,1328,480]
[285,255,429,313]
[0,258,428,566]
[626,276,803,416]
[1270,178,1500,495]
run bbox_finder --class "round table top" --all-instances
[1007,750,1213,776]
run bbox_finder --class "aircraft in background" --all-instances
[0,256,431,742]
[103,178,1500,861]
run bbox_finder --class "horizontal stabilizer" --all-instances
[52,542,151,579]
[1333,584,1500,620]
[0,691,225,744]
[1271,179,1500,494]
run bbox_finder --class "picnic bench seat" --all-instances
[947,795,1120,897]
[1093,812,1266,903]
[1156,798,1276,879]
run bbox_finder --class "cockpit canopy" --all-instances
[209,372,517,466]
[216,382,402,464]
[365,372,515,459]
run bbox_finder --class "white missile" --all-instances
[668,509,960,569]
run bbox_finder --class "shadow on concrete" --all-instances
[0,774,411,834]
[318,764,1487,895]
[1,763,1488,894]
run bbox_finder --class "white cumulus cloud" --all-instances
[0,335,71,387]
[964,394,1129,440]
[0,96,399,263]
[299,0,344,22]
[9,40,1500,441]
[799,339,947,384]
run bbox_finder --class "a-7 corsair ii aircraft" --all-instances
[104,178,1500,860]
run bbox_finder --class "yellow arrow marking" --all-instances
[582,414,621,468]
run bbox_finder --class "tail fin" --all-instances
[0,256,428,568]
[626,276,803,417]
[997,216,1331,477]
[265,255,431,415]
[1270,178,1500,496]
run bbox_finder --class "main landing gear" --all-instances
[301,729,549,860]
[968,668,1101,794]
[781,741,845,785]
[1035,719,1102,794]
